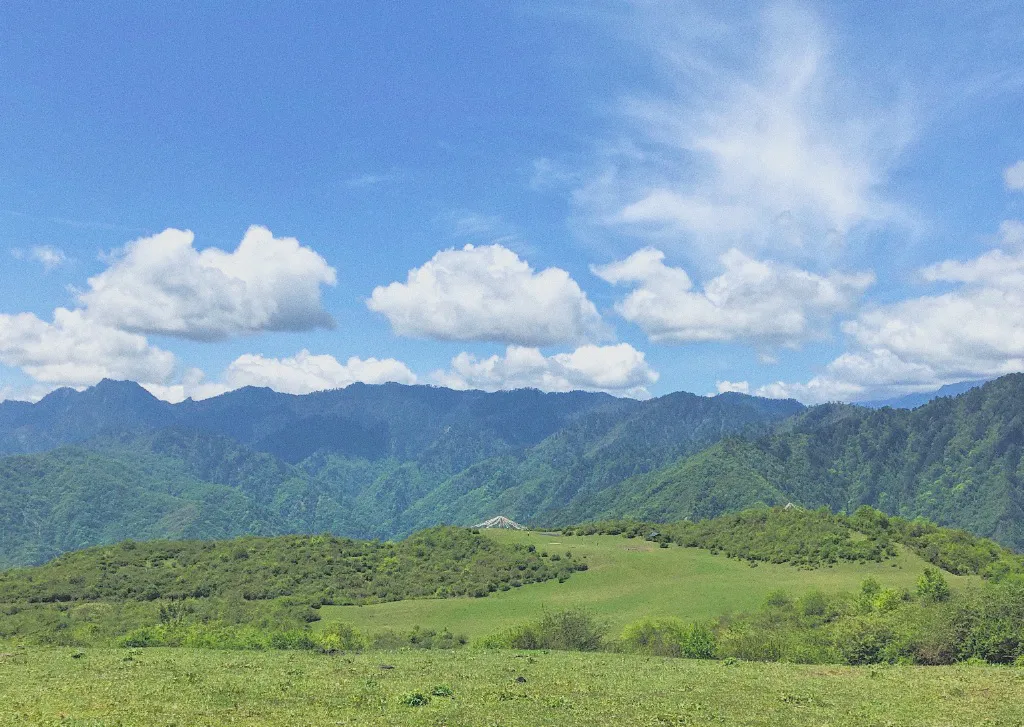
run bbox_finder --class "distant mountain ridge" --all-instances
[5,375,1024,566]
[0,381,804,567]
[859,380,991,409]
[0,380,629,460]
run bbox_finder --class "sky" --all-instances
[1,0,1023,404]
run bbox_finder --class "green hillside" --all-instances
[0,527,583,607]
[317,527,967,639]
[565,374,1024,548]
[5,508,1024,668]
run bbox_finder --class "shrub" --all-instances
[621,618,717,659]
[917,567,951,603]
[500,609,607,651]
[318,622,365,653]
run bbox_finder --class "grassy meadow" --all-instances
[3,646,1024,727]
[317,529,977,639]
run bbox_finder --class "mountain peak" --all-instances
[88,379,161,402]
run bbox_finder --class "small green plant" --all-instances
[400,691,431,707]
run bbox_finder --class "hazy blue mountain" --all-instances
[0,380,628,461]
[859,380,990,410]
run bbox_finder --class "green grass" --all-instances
[318,530,979,639]
[2,646,1023,726]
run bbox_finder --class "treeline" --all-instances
[564,506,1024,577]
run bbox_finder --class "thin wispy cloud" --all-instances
[10,245,69,271]
[344,172,398,189]
[573,2,916,259]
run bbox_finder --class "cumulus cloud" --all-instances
[574,3,913,254]
[432,343,659,399]
[0,308,175,388]
[368,244,608,346]
[1005,160,1024,191]
[715,380,750,395]
[225,350,417,395]
[79,226,337,341]
[757,228,1024,403]
[144,351,418,403]
[591,247,873,347]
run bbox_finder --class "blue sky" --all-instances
[1,0,1023,403]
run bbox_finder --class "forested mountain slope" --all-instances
[6,375,1024,563]
[574,375,1024,548]
[0,382,804,566]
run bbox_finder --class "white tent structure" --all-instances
[473,515,526,530]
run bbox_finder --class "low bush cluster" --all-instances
[483,568,1024,667]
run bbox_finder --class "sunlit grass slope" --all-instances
[2,647,1022,727]
[318,530,978,639]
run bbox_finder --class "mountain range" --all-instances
[2,374,1021,568]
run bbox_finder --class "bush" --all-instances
[621,618,717,659]
[318,622,365,653]
[917,567,951,603]
[498,609,607,651]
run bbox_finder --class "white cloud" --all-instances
[715,380,750,395]
[345,172,395,188]
[141,368,231,404]
[576,3,913,254]
[0,308,175,388]
[32,246,67,271]
[757,229,1024,403]
[432,343,659,399]
[1005,160,1024,191]
[144,351,418,403]
[224,350,417,395]
[79,226,337,341]
[591,247,873,347]
[368,244,608,346]
[999,220,1024,249]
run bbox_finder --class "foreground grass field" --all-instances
[318,530,977,638]
[2,647,1022,726]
